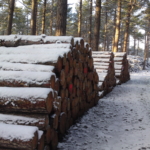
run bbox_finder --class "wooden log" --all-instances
[0,124,38,150]
[0,71,56,89]
[0,54,63,71]
[45,125,54,144]
[70,97,79,109]
[43,36,74,46]
[17,43,72,49]
[53,96,61,112]
[43,145,50,150]
[61,98,68,113]
[71,105,79,120]
[17,35,44,46]
[50,130,58,150]
[54,79,60,92]
[60,70,66,87]
[64,61,69,75]
[0,87,55,114]
[0,113,49,130]
[0,35,20,47]
[38,130,44,150]
[49,112,59,130]
[59,112,67,135]
[74,37,84,49]
[0,62,54,72]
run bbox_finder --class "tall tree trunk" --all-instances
[78,0,82,37]
[93,0,101,51]
[42,0,47,34]
[88,0,92,47]
[122,0,135,53]
[56,0,68,36]
[104,9,108,51]
[137,38,139,55]
[112,8,116,51]
[31,0,37,35]
[143,19,150,70]
[7,0,15,35]
[50,0,54,35]
[133,32,136,55]
[112,0,121,52]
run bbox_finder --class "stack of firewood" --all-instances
[114,52,130,84]
[0,35,99,150]
[92,51,116,98]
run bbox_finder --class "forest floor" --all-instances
[57,68,150,150]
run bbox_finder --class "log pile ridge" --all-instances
[0,35,99,150]
[114,52,130,84]
[92,51,116,98]
[0,35,130,150]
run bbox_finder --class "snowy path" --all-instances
[57,70,150,150]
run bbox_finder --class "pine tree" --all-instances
[93,0,101,51]
[56,0,68,36]
[7,0,15,35]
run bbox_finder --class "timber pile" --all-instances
[92,51,116,98]
[0,35,98,150]
[0,34,74,47]
[114,52,130,84]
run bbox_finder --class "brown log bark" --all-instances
[70,97,79,109]
[61,98,68,113]
[0,113,49,130]
[0,88,55,114]
[38,130,44,150]
[0,71,56,89]
[50,130,58,150]
[71,105,79,120]
[59,112,67,135]
[44,145,50,150]
[49,111,59,130]
[0,124,38,150]
[53,97,61,112]
[60,70,66,87]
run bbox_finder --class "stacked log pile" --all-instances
[0,34,74,47]
[0,35,98,150]
[114,52,130,84]
[92,51,116,98]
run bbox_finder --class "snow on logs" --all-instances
[0,87,56,114]
[0,123,39,150]
[92,51,116,97]
[114,52,130,84]
[0,34,74,47]
[0,35,99,150]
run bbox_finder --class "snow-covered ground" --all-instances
[57,69,150,150]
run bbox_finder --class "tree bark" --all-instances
[93,0,101,51]
[31,0,37,35]
[0,87,55,114]
[56,0,68,36]
[42,0,47,34]
[112,0,121,52]
[50,0,54,35]
[104,9,108,51]
[0,113,49,130]
[122,0,135,53]
[88,0,92,47]
[0,124,38,150]
[7,0,15,35]
[78,0,82,37]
